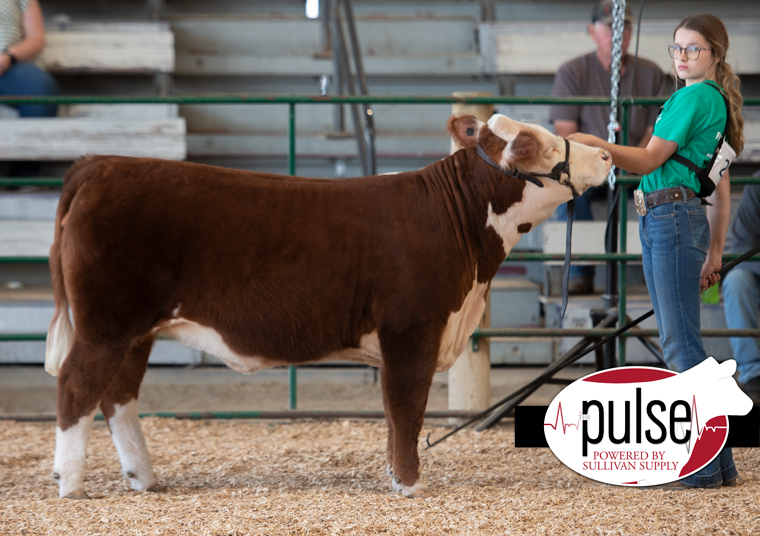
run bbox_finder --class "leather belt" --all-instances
[634,187,696,216]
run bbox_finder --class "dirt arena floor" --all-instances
[2,366,759,535]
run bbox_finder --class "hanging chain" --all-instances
[607,0,626,189]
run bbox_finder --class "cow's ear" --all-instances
[447,114,484,149]
[505,130,543,169]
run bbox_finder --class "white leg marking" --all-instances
[391,476,430,498]
[108,400,158,492]
[45,304,74,377]
[54,409,96,498]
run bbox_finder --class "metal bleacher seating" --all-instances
[0,21,185,162]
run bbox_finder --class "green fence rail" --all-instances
[2,93,759,411]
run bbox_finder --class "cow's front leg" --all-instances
[379,328,439,499]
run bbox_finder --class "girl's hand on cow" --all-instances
[566,133,605,148]
[700,252,722,291]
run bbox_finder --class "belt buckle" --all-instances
[634,189,647,216]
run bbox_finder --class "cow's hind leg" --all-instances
[54,336,132,499]
[100,334,161,493]
[379,328,439,498]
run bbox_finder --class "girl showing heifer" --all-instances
[569,13,744,489]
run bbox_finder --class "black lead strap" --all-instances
[561,199,574,319]
[475,146,544,189]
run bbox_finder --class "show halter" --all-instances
[475,138,574,194]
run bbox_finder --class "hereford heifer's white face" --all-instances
[485,114,612,195]
[447,113,612,256]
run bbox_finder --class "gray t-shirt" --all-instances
[549,51,666,147]
[729,184,760,278]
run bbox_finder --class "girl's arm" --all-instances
[567,132,678,176]
[701,172,731,290]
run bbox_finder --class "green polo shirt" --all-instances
[639,81,727,195]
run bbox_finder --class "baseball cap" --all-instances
[591,0,635,25]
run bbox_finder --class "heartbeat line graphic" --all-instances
[544,402,584,433]
[677,395,728,454]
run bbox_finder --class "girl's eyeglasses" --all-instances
[668,45,711,60]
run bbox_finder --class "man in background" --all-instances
[550,0,666,293]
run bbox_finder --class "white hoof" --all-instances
[391,476,431,498]
[124,469,159,492]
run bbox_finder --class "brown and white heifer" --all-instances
[45,114,611,499]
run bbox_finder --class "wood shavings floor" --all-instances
[2,418,759,535]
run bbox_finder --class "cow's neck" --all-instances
[418,151,523,283]
[438,149,573,282]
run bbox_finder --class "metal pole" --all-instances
[288,103,296,176]
[618,103,631,366]
[603,147,619,369]
[618,183,628,365]
[332,0,368,173]
[319,0,332,55]
[341,0,376,175]
[288,101,297,410]
[330,0,344,133]
[600,0,626,369]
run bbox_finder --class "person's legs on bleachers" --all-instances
[0,62,60,178]
[722,268,760,403]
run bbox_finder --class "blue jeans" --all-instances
[639,194,737,487]
[0,62,59,118]
[555,189,594,280]
[722,268,760,385]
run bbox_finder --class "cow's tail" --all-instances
[45,156,103,376]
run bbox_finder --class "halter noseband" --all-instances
[476,138,577,196]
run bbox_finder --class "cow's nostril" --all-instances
[601,151,611,162]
